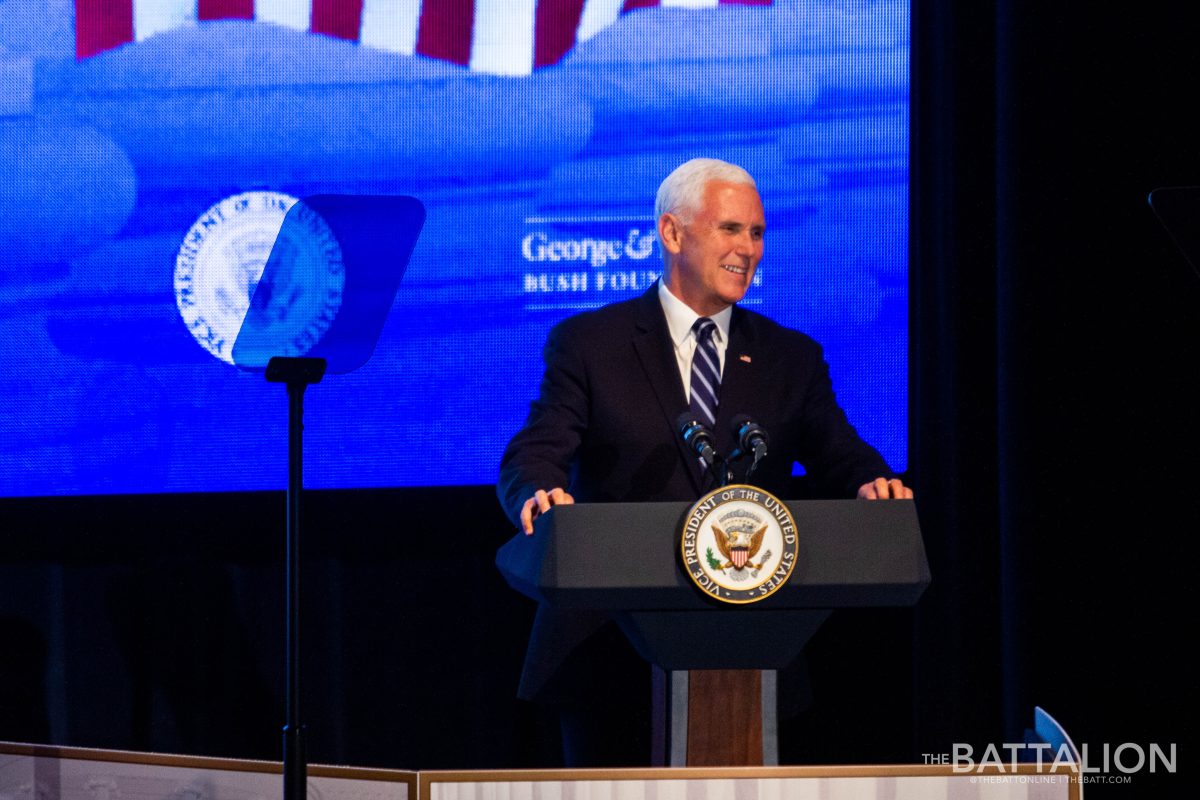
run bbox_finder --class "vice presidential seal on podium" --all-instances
[681,484,799,604]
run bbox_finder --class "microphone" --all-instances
[676,413,718,470]
[731,415,769,474]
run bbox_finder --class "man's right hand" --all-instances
[520,487,575,535]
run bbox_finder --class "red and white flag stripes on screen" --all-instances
[75,0,772,75]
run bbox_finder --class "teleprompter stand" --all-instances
[496,499,929,766]
[232,195,425,800]
[265,356,326,800]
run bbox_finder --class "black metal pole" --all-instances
[283,377,306,800]
[265,356,326,800]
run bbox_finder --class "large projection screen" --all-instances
[0,0,908,497]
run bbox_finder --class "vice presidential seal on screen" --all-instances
[681,485,799,604]
[174,191,345,366]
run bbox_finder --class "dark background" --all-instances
[1,2,1195,796]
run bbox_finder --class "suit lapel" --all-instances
[630,287,705,496]
[715,307,760,460]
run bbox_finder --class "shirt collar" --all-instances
[657,278,732,347]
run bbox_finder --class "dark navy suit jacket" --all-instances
[498,285,893,699]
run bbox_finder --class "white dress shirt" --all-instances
[657,278,732,403]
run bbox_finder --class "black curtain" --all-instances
[911,2,1198,792]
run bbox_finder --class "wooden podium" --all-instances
[495,499,929,767]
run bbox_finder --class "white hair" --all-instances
[654,158,757,223]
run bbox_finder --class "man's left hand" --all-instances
[857,477,913,500]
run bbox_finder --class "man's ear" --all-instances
[657,212,684,256]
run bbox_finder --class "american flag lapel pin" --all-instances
[739,354,752,363]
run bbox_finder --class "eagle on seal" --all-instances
[712,523,768,570]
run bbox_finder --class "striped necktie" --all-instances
[690,317,721,428]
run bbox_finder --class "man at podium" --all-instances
[497,158,911,766]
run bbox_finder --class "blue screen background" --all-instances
[0,0,908,497]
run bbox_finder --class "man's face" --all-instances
[660,180,765,316]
